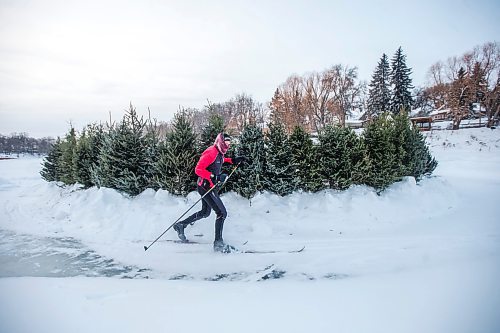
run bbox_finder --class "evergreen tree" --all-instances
[231,123,266,199]
[40,138,63,182]
[200,113,225,149]
[58,127,78,185]
[92,127,116,189]
[74,129,92,187]
[95,104,150,196]
[143,113,161,190]
[406,125,437,180]
[219,140,238,195]
[393,112,437,181]
[154,111,198,196]
[390,47,414,114]
[363,113,402,191]
[367,54,391,117]
[288,126,324,192]
[469,62,488,113]
[263,121,296,196]
[74,124,104,188]
[318,125,370,190]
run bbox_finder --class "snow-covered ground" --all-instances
[1,127,499,333]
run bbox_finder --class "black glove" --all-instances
[212,173,228,184]
[233,156,247,164]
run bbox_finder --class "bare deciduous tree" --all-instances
[327,65,364,127]
[427,61,446,86]
[269,75,310,133]
[426,41,500,127]
[304,70,335,132]
[270,64,364,133]
[449,68,473,130]
[224,93,267,133]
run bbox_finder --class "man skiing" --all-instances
[173,133,246,252]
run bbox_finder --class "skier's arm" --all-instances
[195,148,218,187]
[224,157,233,164]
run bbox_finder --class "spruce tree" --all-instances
[390,47,414,114]
[318,125,370,191]
[406,125,437,180]
[363,113,402,191]
[469,62,487,113]
[58,127,78,185]
[154,111,198,196]
[74,129,92,187]
[143,114,161,190]
[74,124,104,188]
[367,53,391,117]
[263,122,296,196]
[231,123,266,199]
[40,138,63,182]
[288,126,324,192]
[95,105,150,196]
[393,112,437,181]
[200,113,225,149]
[219,141,237,195]
[93,126,116,189]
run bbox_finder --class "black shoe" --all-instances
[173,223,187,242]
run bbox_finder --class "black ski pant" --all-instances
[178,185,227,241]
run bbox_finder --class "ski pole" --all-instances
[144,163,240,252]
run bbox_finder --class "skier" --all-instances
[173,133,246,252]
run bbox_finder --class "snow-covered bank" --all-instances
[1,127,499,332]
[0,161,484,280]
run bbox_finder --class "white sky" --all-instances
[1,0,499,138]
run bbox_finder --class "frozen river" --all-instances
[0,229,150,278]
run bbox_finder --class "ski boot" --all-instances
[173,223,187,242]
[213,239,237,253]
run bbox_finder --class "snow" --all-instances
[1,128,500,333]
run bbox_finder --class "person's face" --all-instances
[224,139,231,147]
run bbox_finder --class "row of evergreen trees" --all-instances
[41,105,437,198]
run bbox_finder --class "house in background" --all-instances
[429,107,450,121]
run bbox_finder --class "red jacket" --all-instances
[195,145,233,187]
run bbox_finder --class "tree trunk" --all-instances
[487,106,500,127]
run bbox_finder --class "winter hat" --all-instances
[214,132,230,154]
[223,133,232,142]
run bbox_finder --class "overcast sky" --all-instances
[1,0,499,138]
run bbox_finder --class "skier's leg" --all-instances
[203,191,227,240]
[203,191,228,251]
[178,197,211,226]
[173,187,212,241]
